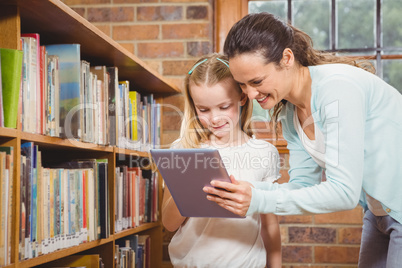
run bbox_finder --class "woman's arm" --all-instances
[260,214,282,268]
[162,187,186,232]
[205,79,366,217]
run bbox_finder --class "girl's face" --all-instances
[229,52,293,110]
[190,78,245,141]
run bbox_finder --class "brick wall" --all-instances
[63,1,363,267]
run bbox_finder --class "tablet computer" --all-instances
[150,148,243,218]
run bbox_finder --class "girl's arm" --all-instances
[260,214,282,268]
[162,187,187,232]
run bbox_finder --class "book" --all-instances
[0,146,14,264]
[40,46,47,135]
[45,44,82,139]
[20,37,37,133]
[21,33,42,134]
[137,234,150,268]
[81,60,91,143]
[0,48,23,128]
[116,235,138,268]
[97,160,109,238]
[128,91,138,143]
[0,50,3,127]
[0,151,7,265]
[20,142,34,259]
[19,155,27,259]
[46,55,60,137]
[107,67,118,146]
[90,66,109,145]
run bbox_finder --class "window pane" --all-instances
[382,59,402,94]
[336,0,375,49]
[292,0,331,50]
[382,0,402,53]
[248,0,288,21]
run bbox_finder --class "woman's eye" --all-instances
[253,80,262,85]
[198,109,208,113]
[221,105,230,110]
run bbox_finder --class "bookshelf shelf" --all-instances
[18,237,113,268]
[20,132,115,152]
[114,147,151,159]
[113,222,160,241]
[0,0,175,267]
[0,127,19,138]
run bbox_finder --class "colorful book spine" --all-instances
[45,44,82,139]
[21,33,42,134]
[0,48,23,128]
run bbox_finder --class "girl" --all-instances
[162,53,282,268]
[203,12,402,268]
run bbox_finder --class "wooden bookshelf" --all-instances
[0,0,180,267]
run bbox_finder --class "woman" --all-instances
[203,12,402,268]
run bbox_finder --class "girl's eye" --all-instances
[253,80,262,85]
[221,105,230,110]
[198,108,208,113]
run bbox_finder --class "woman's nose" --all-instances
[246,87,259,100]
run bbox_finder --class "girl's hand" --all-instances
[202,175,253,217]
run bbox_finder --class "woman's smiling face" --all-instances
[229,52,292,110]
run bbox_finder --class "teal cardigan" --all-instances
[248,64,402,224]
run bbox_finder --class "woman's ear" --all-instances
[240,93,248,106]
[281,48,294,68]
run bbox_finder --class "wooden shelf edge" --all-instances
[20,132,114,152]
[113,222,160,240]
[0,127,19,138]
[114,147,151,158]
[18,237,113,268]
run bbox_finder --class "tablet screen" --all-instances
[151,148,243,218]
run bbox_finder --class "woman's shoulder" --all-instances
[309,64,375,87]
[309,63,364,74]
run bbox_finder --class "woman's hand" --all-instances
[202,175,253,217]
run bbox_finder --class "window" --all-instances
[248,0,402,93]
[215,0,401,150]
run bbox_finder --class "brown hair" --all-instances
[179,53,253,148]
[224,12,374,131]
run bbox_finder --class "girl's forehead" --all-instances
[190,80,241,103]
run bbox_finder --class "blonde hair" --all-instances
[178,53,253,148]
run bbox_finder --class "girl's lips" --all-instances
[212,123,227,129]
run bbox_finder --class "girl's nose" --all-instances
[211,114,221,124]
[210,110,222,124]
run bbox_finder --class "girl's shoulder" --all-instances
[245,137,279,154]
[170,139,184,149]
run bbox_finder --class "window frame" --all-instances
[215,0,402,75]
